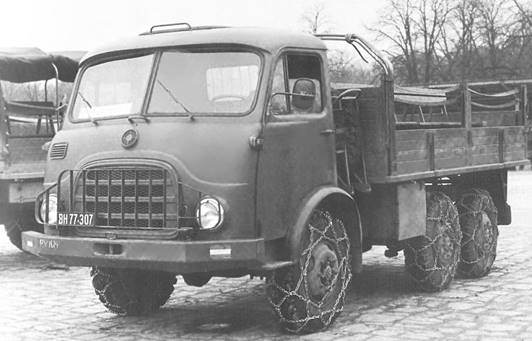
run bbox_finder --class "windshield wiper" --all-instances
[78,91,93,108]
[156,80,191,113]
[77,91,98,125]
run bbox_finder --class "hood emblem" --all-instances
[121,129,139,149]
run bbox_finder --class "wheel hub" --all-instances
[437,232,454,264]
[307,242,339,300]
[479,212,494,252]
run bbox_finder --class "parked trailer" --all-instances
[0,48,82,249]
[22,25,528,333]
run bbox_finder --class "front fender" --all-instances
[287,186,363,273]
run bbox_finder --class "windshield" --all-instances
[148,51,260,115]
[71,54,153,121]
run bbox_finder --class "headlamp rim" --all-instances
[195,196,225,230]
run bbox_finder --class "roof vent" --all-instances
[49,142,68,160]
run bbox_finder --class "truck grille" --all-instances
[73,166,177,228]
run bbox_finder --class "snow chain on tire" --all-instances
[91,267,176,315]
[266,210,352,334]
[404,191,462,292]
[456,188,498,278]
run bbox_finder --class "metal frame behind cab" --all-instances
[315,33,394,81]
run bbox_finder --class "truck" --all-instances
[22,24,529,333]
[0,48,81,249]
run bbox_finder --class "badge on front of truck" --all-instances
[121,129,138,148]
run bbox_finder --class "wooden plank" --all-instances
[397,149,428,161]
[435,156,468,169]
[472,154,499,165]
[396,159,429,174]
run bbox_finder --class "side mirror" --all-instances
[292,78,316,111]
[267,78,317,116]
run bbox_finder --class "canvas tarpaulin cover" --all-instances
[0,47,84,83]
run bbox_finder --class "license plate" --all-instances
[57,213,95,227]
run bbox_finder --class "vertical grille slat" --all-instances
[94,171,99,215]
[75,166,175,229]
[135,170,139,227]
[121,170,125,226]
[163,172,167,228]
[148,170,153,227]
[107,171,112,226]
[82,170,86,212]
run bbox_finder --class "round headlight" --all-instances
[40,193,58,225]
[196,197,224,230]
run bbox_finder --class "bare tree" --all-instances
[416,0,453,83]
[373,0,420,83]
[437,0,481,81]
[477,0,516,77]
[300,2,330,34]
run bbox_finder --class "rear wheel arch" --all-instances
[287,187,363,273]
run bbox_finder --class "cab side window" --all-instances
[270,54,323,115]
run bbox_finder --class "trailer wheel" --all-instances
[3,204,42,251]
[91,267,176,315]
[456,189,498,278]
[404,191,462,292]
[266,210,352,334]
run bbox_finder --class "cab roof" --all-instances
[81,26,327,63]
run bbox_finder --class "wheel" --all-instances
[456,189,498,278]
[91,267,176,315]
[183,273,211,287]
[404,191,462,292]
[3,203,43,251]
[266,210,352,334]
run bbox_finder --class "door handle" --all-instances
[320,129,336,136]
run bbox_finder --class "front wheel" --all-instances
[91,267,176,315]
[404,191,462,292]
[3,203,42,251]
[266,210,352,334]
[456,189,498,278]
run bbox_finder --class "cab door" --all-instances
[256,52,336,240]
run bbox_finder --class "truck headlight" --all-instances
[40,193,58,224]
[196,197,224,230]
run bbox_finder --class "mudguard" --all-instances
[287,186,363,273]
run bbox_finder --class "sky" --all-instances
[0,0,386,52]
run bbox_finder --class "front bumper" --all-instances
[22,231,265,274]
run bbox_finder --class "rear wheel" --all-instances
[404,191,462,292]
[91,267,176,315]
[456,189,498,278]
[266,210,352,334]
[3,203,42,251]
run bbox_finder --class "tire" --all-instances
[3,203,42,251]
[456,189,498,278]
[91,267,176,315]
[266,210,352,334]
[404,191,462,292]
[183,273,211,287]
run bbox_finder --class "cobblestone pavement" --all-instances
[2,171,532,341]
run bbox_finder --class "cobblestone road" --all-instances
[2,171,532,340]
